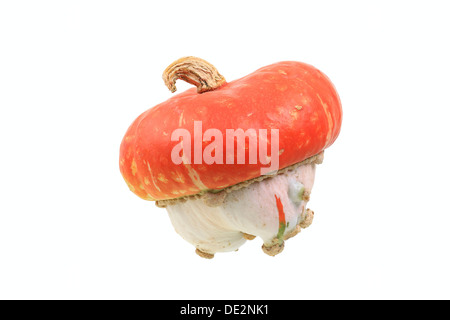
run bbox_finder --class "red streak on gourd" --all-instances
[275,194,286,241]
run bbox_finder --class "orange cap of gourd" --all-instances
[120,57,342,201]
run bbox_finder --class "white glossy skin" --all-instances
[166,163,316,255]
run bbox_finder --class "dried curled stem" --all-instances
[162,56,226,93]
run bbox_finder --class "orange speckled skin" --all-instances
[120,61,342,201]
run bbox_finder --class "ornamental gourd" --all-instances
[120,56,342,258]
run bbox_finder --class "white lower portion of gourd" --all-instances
[165,163,316,256]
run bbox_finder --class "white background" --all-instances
[1,0,449,300]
